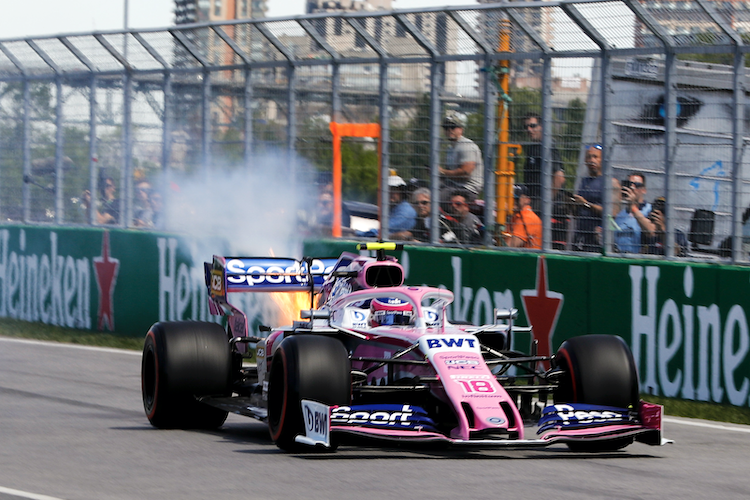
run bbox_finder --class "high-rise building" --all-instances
[174,0,267,25]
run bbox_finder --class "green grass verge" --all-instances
[1,318,748,426]
[0,318,144,351]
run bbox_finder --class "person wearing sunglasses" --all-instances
[522,113,562,214]
[438,111,483,207]
[391,187,432,242]
[614,172,655,253]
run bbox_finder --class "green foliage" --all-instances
[341,141,379,203]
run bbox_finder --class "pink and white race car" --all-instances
[141,242,667,452]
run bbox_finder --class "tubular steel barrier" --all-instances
[2,1,750,263]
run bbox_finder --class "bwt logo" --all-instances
[426,338,476,349]
[305,406,328,434]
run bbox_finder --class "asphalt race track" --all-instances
[1,337,750,500]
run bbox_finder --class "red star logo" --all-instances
[93,232,120,331]
[520,256,563,370]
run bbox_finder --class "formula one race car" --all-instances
[141,242,667,452]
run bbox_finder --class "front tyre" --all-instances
[554,334,639,452]
[142,321,231,429]
[267,335,351,452]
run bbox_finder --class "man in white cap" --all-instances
[356,172,417,238]
[387,173,417,235]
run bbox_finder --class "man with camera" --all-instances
[643,196,689,256]
[614,172,655,253]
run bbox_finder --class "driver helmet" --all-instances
[370,297,414,327]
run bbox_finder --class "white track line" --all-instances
[0,486,65,500]
[663,416,750,433]
[0,336,140,355]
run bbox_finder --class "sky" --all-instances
[0,0,475,40]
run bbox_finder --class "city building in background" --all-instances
[175,0,268,24]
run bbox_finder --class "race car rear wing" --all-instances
[205,256,338,302]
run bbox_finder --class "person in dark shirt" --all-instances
[551,166,574,250]
[523,113,562,214]
[572,144,605,252]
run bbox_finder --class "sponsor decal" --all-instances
[537,404,632,434]
[419,335,481,355]
[331,404,437,431]
[224,258,335,289]
[445,359,479,365]
[301,400,330,447]
[488,417,506,425]
[424,308,439,327]
[0,229,94,330]
[349,309,368,328]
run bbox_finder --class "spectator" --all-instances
[355,173,416,238]
[505,185,542,249]
[150,190,164,230]
[614,172,655,253]
[392,187,430,242]
[447,189,483,245]
[78,188,93,223]
[551,167,574,250]
[318,182,351,229]
[387,174,416,234]
[642,196,688,256]
[572,144,604,252]
[522,113,563,213]
[439,111,483,205]
[133,180,154,227]
[97,176,119,225]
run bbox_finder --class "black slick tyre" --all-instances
[267,335,351,452]
[554,334,639,452]
[141,321,231,429]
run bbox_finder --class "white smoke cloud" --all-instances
[156,150,320,328]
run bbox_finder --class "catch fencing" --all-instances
[1,0,750,262]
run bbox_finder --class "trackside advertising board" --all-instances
[305,239,750,408]
[0,226,748,408]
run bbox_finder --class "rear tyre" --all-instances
[267,335,351,452]
[142,321,231,429]
[554,334,639,452]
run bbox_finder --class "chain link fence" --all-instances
[1,0,750,262]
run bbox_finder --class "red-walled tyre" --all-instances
[267,335,351,452]
[142,321,231,429]
[554,334,639,452]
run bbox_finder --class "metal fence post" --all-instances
[429,61,443,245]
[89,75,98,225]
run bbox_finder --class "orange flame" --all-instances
[270,291,311,325]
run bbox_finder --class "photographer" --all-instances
[642,196,688,256]
[614,172,655,253]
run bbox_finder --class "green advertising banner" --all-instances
[0,226,226,337]
[304,239,750,408]
[1,227,747,409]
